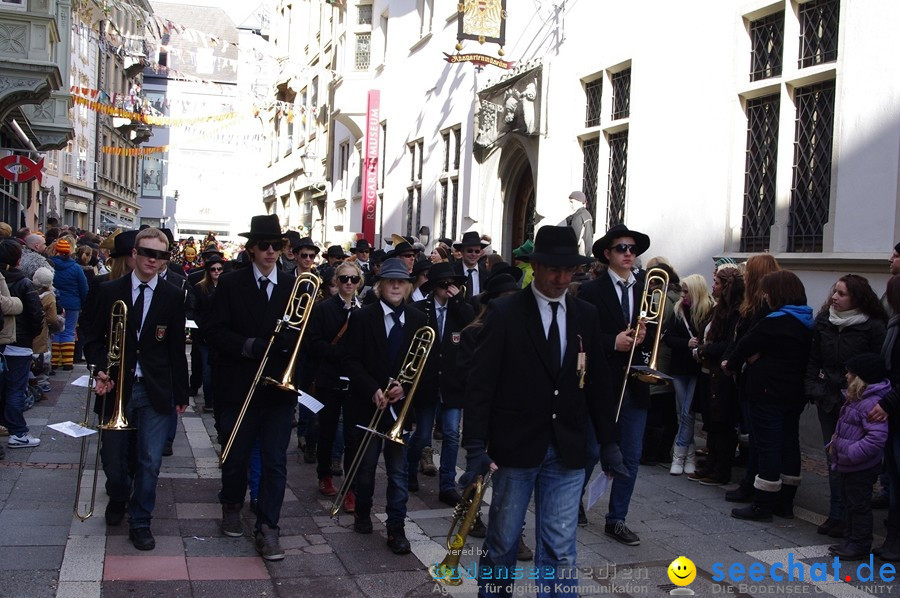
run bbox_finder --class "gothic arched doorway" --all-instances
[509,162,535,249]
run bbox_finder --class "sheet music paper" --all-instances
[48,421,97,438]
[185,319,198,329]
[70,375,91,387]
[298,390,324,413]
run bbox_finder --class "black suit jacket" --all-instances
[301,293,356,391]
[463,288,617,469]
[411,294,474,409]
[83,275,189,416]
[343,301,429,431]
[205,267,299,407]
[578,272,651,408]
[453,261,489,300]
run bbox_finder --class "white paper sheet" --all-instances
[48,421,97,438]
[70,375,91,387]
[185,319,198,329]
[298,390,324,413]
[585,473,611,511]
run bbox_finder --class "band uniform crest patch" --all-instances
[155,325,167,341]
[451,332,461,345]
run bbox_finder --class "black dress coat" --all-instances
[463,288,617,469]
[204,267,298,408]
[453,261,489,301]
[411,293,475,409]
[578,272,652,409]
[83,274,189,417]
[301,293,356,392]
[343,301,429,431]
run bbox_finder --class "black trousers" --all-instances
[316,387,352,479]
[841,464,880,551]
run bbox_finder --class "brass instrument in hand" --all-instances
[73,366,101,521]
[430,470,493,585]
[101,300,132,431]
[330,325,436,517]
[220,272,320,464]
[615,268,673,422]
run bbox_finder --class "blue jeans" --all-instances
[478,444,582,598]
[219,401,294,531]
[53,308,78,343]
[749,401,802,484]
[407,402,461,493]
[672,375,697,448]
[3,354,33,436]
[606,393,647,524]
[355,432,408,529]
[99,382,170,529]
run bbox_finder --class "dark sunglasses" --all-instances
[611,243,638,254]
[135,247,172,260]
[209,266,223,272]
[464,248,482,254]
[338,275,361,284]
[398,253,415,259]
[297,252,316,259]
[256,240,284,251]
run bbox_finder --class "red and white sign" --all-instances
[361,90,380,245]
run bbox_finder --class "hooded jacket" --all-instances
[50,255,89,311]
[831,379,890,472]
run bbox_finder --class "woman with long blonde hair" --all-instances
[663,274,715,474]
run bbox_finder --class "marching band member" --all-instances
[343,257,429,555]
[206,214,297,562]
[83,227,189,551]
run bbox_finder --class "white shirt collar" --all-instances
[131,271,159,292]
[531,283,567,313]
[251,263,278,286]
[608,268,636,288]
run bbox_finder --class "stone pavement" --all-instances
[1,362,898,597]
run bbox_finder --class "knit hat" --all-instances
[56,238,72,254]
[845,353,887,385]
[32,266,54,290]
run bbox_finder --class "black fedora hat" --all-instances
[326,245,350,259]
[201,243,223,260]
[292,236,319,253]
[352,239,373,253]
[412,259,433,277]
[110,230,139,258]
[529,226,594,267]
[421,262,467,294]
[591,224,650,264]
[453,231,489,250]
[481,273,521,304]
[386,233,420,257]
[239,214,282,240]
[488,262,524,283]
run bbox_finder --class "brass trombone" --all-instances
[330,326,435,517]
[73,366,102,521]
[615,268,673,422]
[220,272,320,464]
[430,470,492,585]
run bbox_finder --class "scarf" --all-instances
[828,307,869,329]
[766,304,814,329]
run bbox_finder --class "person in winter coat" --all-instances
[49,237,88,370]
[662,273,714,475]
[806,274,887,538]
[31,267,64,393]
[724,270,813,522]
[0,240,46,449]
[828,353,890,559]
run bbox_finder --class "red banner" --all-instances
[361,90,381,245]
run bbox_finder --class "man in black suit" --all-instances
[465,226,623,597]
[206,214,299,562]
[452,231,489,300]
[84,227,189,551]
[343,257,429,555]
[578,223,652,546]
[407,262,473,506]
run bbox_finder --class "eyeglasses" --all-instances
[611,243,638,254]
[338,275,361,284]
[209,267,223,272]
[399,253,415,259]
[135,247,172,260]
[298,252,317,259]
[257,240,284,252]
[464,248,482,254]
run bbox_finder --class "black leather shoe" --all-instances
[439,489,461,507]
[386,527,411,555]
[354,512,373,534]
[129,527,155,551]
[829,543,870,560]
[731,504,773,521]
[604,520,640,546]
[162,441,173,457]
[105,500,127,526]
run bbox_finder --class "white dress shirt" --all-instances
[131,272,159,376]
[252,263,278,300]
[531,284,567,363]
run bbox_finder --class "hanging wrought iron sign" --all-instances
[452,0,510,69]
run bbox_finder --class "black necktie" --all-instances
[466,268,476,298]
[259,276,270,303]
[387,306,404,364]
[132,283,149,333]
[618,280,630,323]
[548,301,560,376]
[437,305,446,339]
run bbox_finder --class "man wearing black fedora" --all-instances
[452,231,489,299]
[465,225,623,596]
[578,223,652,546]
[350,239,375,285]
[206,214,300,562]
[385,233,421,274]
[343,257,429,555]
[408,262,473,506]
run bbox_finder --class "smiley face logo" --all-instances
[668,556,696,586]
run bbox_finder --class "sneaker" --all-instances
[420,447,438,476]
[386,526,411,555]
[699,476,729,486]
[129,527,155,550]
[221,504,243,537]
[469,512,487,538]
[38,383,52,394]
[516,534,533,561]
[342,490,356,514]
[604,520,640,546]
[8,433,40,448]
[318,476,338,497]
[254,527,285,561]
